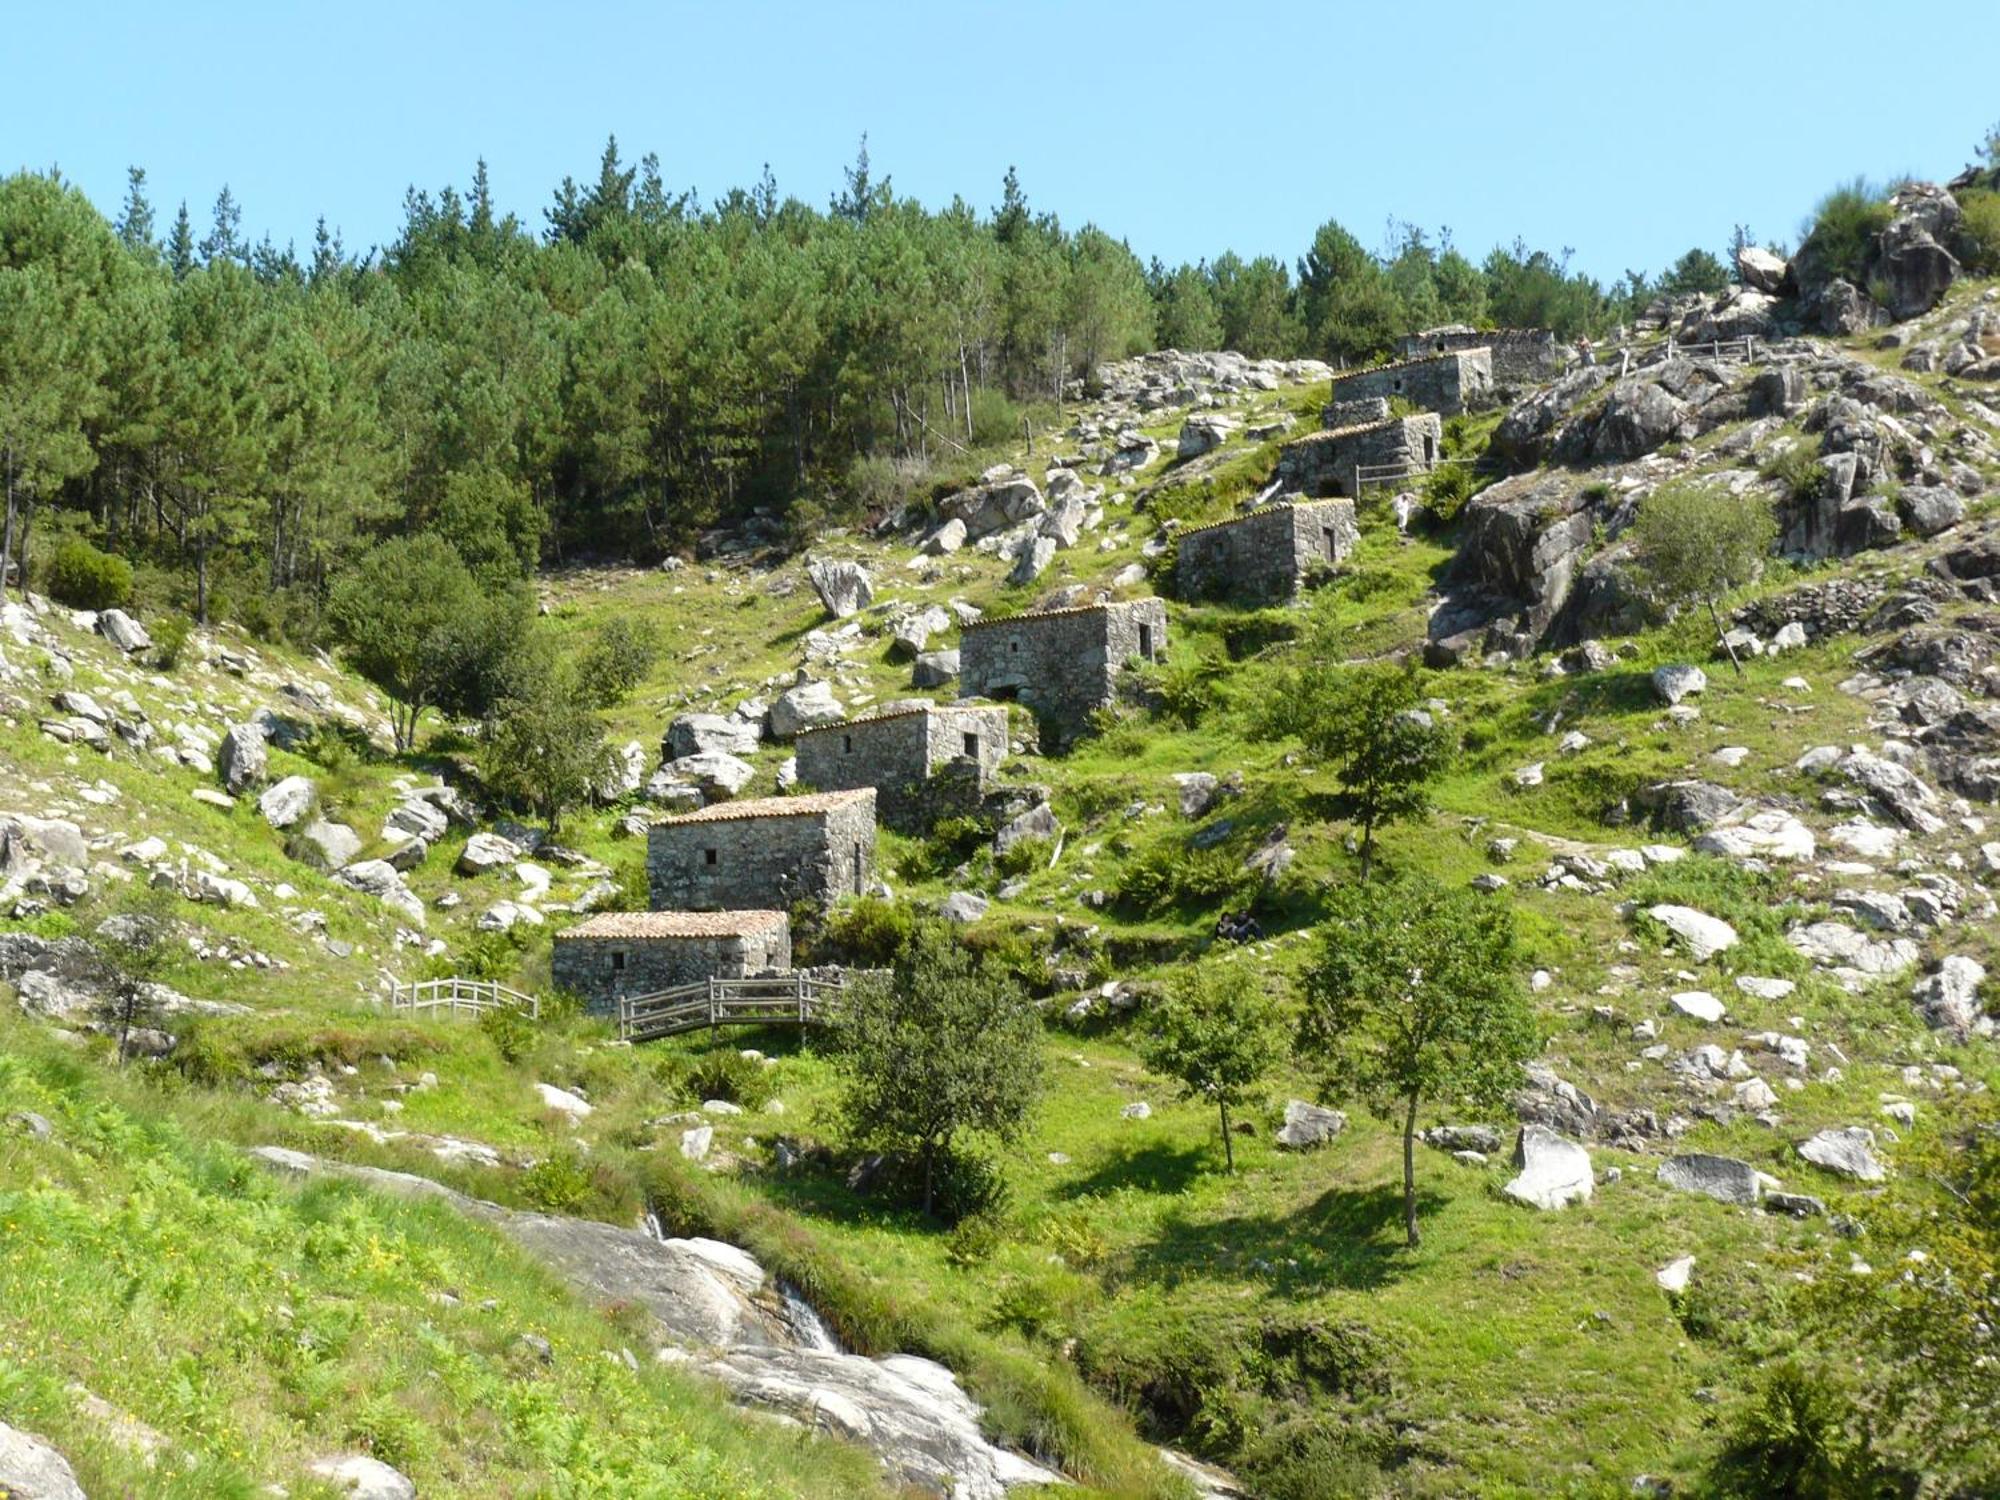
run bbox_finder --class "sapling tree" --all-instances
[97,886,179,1065]
[836,921,1043,1218]
[1258,659,1454,879]
[1301,873,1536,1248]
[1140,958,1287,1172]
[1628,480,1776,674]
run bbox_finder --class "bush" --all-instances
[1421,462,1478,523]
[46,537,133,611]
[1800,180,1892,285]
[1762,443,1827,503]
[1116,843,1253,915]
[1956,187,2000,275]
[968,386,1028,448]
[685,1048,776,1110]
[820,895,917,966]
[846,452,933,518]
[519,1148,597,1214]
[151,613,192,671]
[478,1002,540,1065]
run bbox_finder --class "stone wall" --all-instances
[1275,414,1443,498]
[793,705,1008,831]
[647,791,876,911]
[1174,499,1359,605]
[959,598,1168,747]
[1398,326,1568,395]
[554,922,792,1015]
[1325,349,1493,417]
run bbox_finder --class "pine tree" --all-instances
[115,166,156,255]
[200,186,244,265]
[166,203,196,280]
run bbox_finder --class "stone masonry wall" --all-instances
[554,927,792,1016]
[1275,414,1443,498]
[1398,327,1568,395]
[1325,348,1493,417]
[648,795,876,911]
[959,599,1168,746]
[1175,500,1359,605]
[794,706,1008,831]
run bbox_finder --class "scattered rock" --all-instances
[217,720,269,795]
[0,1421,87,1500]
[308,1453,417,1500]
[1646,905,1739,962]
[1657,1153,1770,1206]
[1798,1127,1886,1182]
[1655,1255,1696,1294]
[1503,1125,1594,1211]
[1274,1100,1346,1150]
[257,774,316,829]
[806,558,874,619]
[1651,664,1707,706]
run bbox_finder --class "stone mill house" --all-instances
[957,598,1168,746]
[552,909,792,1014]
[1174,498,1360,605]
[646,788,876,913]
[793,702,1008,833]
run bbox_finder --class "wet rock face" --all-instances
[252,1149,1063,1498]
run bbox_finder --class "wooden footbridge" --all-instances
[385,970,880,1044]
[388,977,540,1019]
[615,970,880,1043]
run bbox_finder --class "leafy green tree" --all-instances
[481,633,615,832]
[1258,660,1454,879]
[1628,481,1776,673]
[1140,960,1288,1172]
[1301,873,1536,1248]
[166,202,195,280]
[1153,262,1222,351]
[1658,247,1730,297]
[326,533,482,750]
[576,615,659,707]
[837,921,1044,1217]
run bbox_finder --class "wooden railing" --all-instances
[617,971,882,1044]
[388,977,540,1020]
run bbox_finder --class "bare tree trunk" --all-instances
[1359,814,1376,881]
[1707,599,1742,675]
[1402,1093,1422,1248]
[1,445,15,602]
[1220,1098,1235,1172]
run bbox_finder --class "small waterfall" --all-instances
[779,1281,844,1354]
[643,1210,665,1242]
[1249,478,1282,509]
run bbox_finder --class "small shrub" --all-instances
[479,1002,540,1064]
[1800,180,1892,285]
[995,834,1050,879]
[1150,654,1225,729]
[151,613,192,671]
[520,1148,596,1214]
[685,1049,776,1110]
[1422,462,1478,522]
[1956,187,2000,275]
[1116,843,1252,915]
[968,387,1029,448]
[46,537,133,611]
[820,894,916,965]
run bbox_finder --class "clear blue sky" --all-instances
[5,0,1996,283]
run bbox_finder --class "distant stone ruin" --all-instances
[1275,413,1443,498]
[1174,499,1359,605]
[1398,325,1569,397]
[1326,348,1494,417]
[959,598,1168,746]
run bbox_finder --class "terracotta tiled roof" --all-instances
[795,701,1004,738]
[959,597,1163,634]
[650,788,874,826]
[1328,347,1490,384]
[1174,498,1348,540]
[556,910,788,940]
[1280,412,1434,448]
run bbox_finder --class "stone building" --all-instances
[958,598,1168,746]
[1174,499,1359,605]
[793,703,1008,832]
[1398,326,1569,396]
[552,909,791,1015]
[647,789,876,912]
[1275,413,1443,498]
[1324,348,1493,417]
